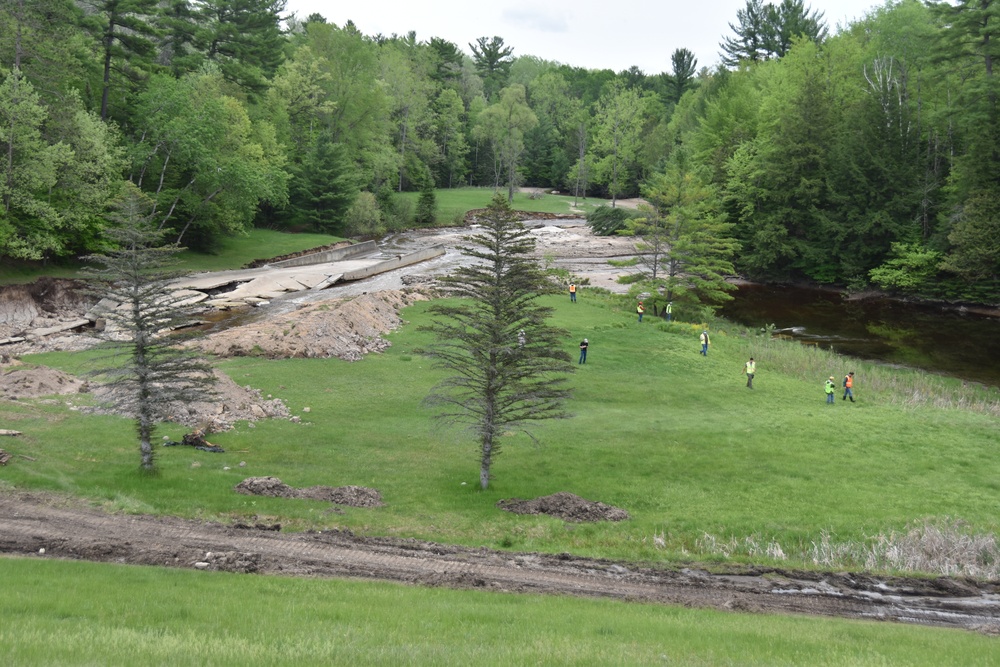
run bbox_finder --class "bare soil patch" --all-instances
[235,476,384,507]
[191,290,427,361]
[0,362,85,400]
[1,491,998,633]
[497,492,630,522]
[82,368,290,431]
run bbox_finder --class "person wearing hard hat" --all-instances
[637,301,645,322]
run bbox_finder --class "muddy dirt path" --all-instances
[2,492,998,633]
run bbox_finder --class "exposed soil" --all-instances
[235,476,384,507]
[0,361,86,400]
[1,490,998,633]
[497,492,630,522]
[190,290,427,361]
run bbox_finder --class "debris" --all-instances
[0,449,11,465]
[163,428,225,453]
[0,429,23,437]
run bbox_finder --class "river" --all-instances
[719,284,1000,388]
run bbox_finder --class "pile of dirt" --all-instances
[191,290,427,361]
[497,492,630,523]
[0,363,86,400]
[85,369,290,431]
[235,476,384,508]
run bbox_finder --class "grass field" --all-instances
[5,293,999,571]
[1,557,996,666]
[4,212,1000,661]
[400,186,607,224]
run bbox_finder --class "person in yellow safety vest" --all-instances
[744,357,756,388]
[699,330,710,355]
[843,371,855,402]
[637,301,645,322]
[825,376,836,404]
[569,283,577,302]
[665,301,672,321]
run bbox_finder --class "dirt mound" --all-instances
[192,290,427,361]
[497,492,630,523]
[0,364,86,400]
[235,476,384,508]
[85,369,289,431]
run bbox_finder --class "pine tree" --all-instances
[423,194,573,490]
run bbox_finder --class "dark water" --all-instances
[719,284,1000,388]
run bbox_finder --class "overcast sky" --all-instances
[283,0,886,74]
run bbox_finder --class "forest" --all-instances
[0,0,998,304]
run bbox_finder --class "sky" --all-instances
[282,0,886,74]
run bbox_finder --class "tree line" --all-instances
[0,0,996,304]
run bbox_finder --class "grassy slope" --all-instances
[6,294,998,565]
[1,558,995,666]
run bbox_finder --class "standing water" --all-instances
[719,284,1000,388]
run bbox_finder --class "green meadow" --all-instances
[1,557,996,666]
[3,210,1000,662]
[5,293,999,567]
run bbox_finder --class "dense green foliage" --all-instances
[1,0,998,302]
[2,558,996,665]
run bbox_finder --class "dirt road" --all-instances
[2,492,998,633]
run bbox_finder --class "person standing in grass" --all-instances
[744,357,756,388]
[579,338,588,364]
[843,372,855,402]
[699,330,710,355]
[637,301,645,322]
[569,283,577,302]
[665,301,672,321]
[825,376,836,403]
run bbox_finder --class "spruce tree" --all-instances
[423,194,573,490]
[83,188,215,473]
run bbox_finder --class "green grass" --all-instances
[6,294,1000,570]
[1,557,994,666]
[398,186,608,224]
[0,229,343,285]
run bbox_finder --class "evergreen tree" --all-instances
[79,0,160,121]
[82,187,215,473]
[469,35,514,101]
[414,169,436,224]
[289,132,357,233]
[668,48,699,105]
[625,150,739,314]
[423,194,573,490]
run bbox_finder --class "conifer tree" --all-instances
[423,194,573,490]
[83,187,215,473]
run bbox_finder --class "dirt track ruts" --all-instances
[2,492,999,633]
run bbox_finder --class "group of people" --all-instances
[825,372,856,403]
[569,287,859,402]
